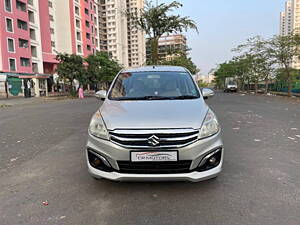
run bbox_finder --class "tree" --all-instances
[265,34,300,96]
[160,55,199,74]
[214,55,255,91]
[85,52,122,90]
[234,36,275,93]
[56,53,86,95]
[129,1,198,64]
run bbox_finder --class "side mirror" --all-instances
[202,88,215,99]
[95,90,107,101]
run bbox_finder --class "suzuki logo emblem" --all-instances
[147,135,160,146]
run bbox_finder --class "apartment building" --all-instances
[98,0,146,67]
[0,0,100,76]
[280,0,293,36]
[280,0,300,68]
[0,0,101,97]
[146,34,187,62]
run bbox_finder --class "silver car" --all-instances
[86,66,223,182]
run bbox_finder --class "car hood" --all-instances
[100,99,209,130]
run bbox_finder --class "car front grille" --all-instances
[117,161,192,174]
[109,129,199,149]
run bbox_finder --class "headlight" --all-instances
[89,111,109,140]
[199,109,220,139]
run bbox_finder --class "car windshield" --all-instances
[108,71,200,100]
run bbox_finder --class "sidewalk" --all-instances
[0,97,47,107]
[0,94,95,107]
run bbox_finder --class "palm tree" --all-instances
[129,1,198,64]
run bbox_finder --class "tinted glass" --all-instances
[109,71,200,100]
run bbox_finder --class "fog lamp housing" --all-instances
[197,148,222,172]
[87,149,113,172]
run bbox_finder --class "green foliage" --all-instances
[85,52,122,83]
[56,53,86,87]
[129,1,198,64]
[214,34,300,95]
[56,52,122,94]
[197,80,209,88]
[160,56,199,74]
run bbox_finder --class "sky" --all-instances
[161,0,286,75]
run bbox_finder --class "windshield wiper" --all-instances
[114,95,199,101]
[115,96,172,101]
[169,95,199,100]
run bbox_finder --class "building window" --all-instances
[16,0,26,12]
[85,8,89,15]
[20,57,30,67]
[75,6,79,15]
[76,31,81,41]
[28,0,33,6]
[6,18,13,32]
[32,63,38,73]
[51,41,55,47]
[17,19,28,30]
[87,45,91,51]
[5,0,12,12]
[77,44,82,53]
[85,20,90,28]
[19,38,29,48]
[28,10,34,23]
[49,14,54,21]
[31,46,37,57]
[7,38,15,52]
[48,1,53,8]
[30,28,36,40]
[86,32,90,39]
[50,28,55,34]
[9,58,16,71]
[76,19,80,28]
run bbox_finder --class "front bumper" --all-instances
[86,131,223,182]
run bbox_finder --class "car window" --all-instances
[108,71,200,100]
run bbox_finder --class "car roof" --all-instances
[122,66,188,73]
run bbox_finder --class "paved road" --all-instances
[0,93,299,225]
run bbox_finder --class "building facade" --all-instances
[0,0,101,97]
[280,0,300,68]
[280,0,293,36]
[146,34,187,62]
[98,0,146,67]
[0,0,101,75]
[0,0,146,96]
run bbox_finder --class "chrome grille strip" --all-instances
[110,133,199,142]
[109,129,199,149]
[110,128,198,135]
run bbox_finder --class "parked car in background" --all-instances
[224,77,238,92]
[87,66,224,182]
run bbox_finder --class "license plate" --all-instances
[131,151,178,162]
